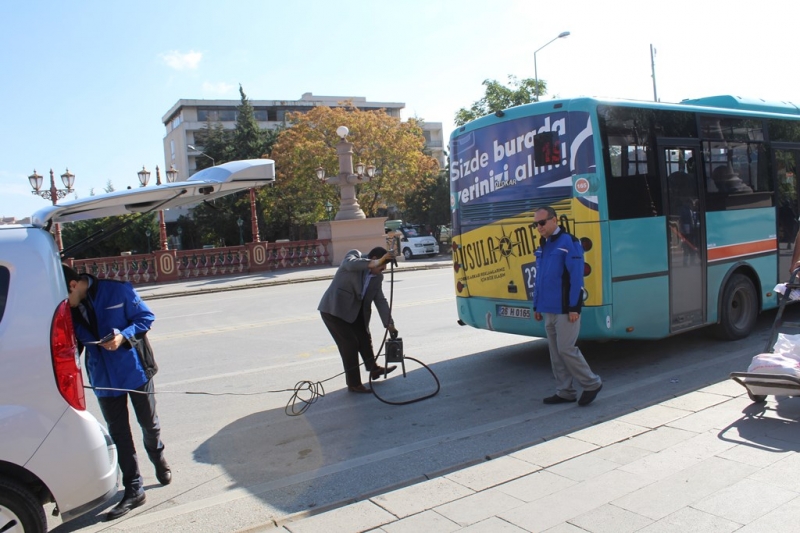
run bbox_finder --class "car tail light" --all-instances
[51,299,86,410]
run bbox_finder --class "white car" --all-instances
[398,226,439,259]
[0,159,274,532]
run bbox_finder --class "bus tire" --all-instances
[715,273,758,340]
[0,477,47,533]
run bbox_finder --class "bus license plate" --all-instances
[497,305,530,319]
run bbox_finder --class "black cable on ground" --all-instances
[84,256,441,415]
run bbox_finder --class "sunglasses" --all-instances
[535,217,553,227]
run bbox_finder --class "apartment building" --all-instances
[161,92,445,181]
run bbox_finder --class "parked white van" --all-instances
[0,159,274,532]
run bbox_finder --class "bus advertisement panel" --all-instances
[450,107,604,337]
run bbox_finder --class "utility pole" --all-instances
[650,44,659,102]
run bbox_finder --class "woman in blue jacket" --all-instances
[532,207,602,406]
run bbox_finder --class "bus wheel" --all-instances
[715,273,758,340]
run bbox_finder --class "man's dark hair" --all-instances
[537,206,558,219]
[367,247,388,259]
[62,264,82,288]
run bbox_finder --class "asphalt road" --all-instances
[51,268,787,532]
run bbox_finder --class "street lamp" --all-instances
[137,165,177,251]
[237,216,244,245]
[534,31,570,102]
[315,126,376,220]
[176,226,183,250]
[325,201,334,221]
[145,229,152,254]
[28,168,76,251]
[187,145,215,167]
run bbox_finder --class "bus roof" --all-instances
[450,94,800,140]
[680,95,800,116]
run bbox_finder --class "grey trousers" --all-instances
[544,313,602,399]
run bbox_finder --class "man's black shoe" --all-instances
[153,456,172,485]
[578,384,603,406]
[106,490,145,520]
[543,394,577,405]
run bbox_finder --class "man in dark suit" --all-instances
[318,247,398,393]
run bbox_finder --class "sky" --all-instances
[2,0,799,219]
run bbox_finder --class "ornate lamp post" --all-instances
[28,168,75,251]
[237,216,244,245]
[136,165,178,250]
[315,126,375,220]
[325,201,334,221]
[534,31,570,102]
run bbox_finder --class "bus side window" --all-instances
[606,144,663,220]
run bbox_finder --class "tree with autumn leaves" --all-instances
[263,104,441,240]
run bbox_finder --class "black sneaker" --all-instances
[578,384,603,406]
[543,394,577,404]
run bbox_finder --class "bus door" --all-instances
[776,147,800,278]
[658,143,705,333]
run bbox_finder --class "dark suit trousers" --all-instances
[97,378,165,492]
[321,309,378,387]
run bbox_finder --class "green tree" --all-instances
[266,104,440,241]
[454,76,543,126]
[403,153,451,243]
[189,85,278,246]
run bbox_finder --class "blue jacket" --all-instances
[533,227,584,314]
[70,276,156,397]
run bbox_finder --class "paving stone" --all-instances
[434,488,526,526]
[457,516,528,532]
[716,434,794,468]
[613,456,757,520]
[736,495,800,532]
[624,426,698,452]
[619,447,706,481]
[590,443,654,466]
[617,404,690,429]
[748,452,800,492]
[370,477,474,519]
[665,429,737,460]
[570,420,649,446]
[568,503,653,533]
[380,510,460,533]
[542,523,591,533]
[637,506,742,533]
[511,436,598,468]
[494,469,578,503]
[692,478,798,524]
[547,453,621,482]
[661,391,730,412]
[667,400,752,433]
[283,501,395,533]
[445,455,539,492]
[701,379,749,397]
[498,469,653,531]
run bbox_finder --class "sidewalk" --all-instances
[274,380,800,533]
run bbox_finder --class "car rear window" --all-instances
[0,266,8,323]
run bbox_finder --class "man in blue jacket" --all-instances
[532,207,602,406]
[62,265,171,520]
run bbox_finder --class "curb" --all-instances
[141,262,452,301]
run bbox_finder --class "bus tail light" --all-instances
[584,263,592,277]
[51,299,86,411]
[457,281,465,293]
[580,237,593,252]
